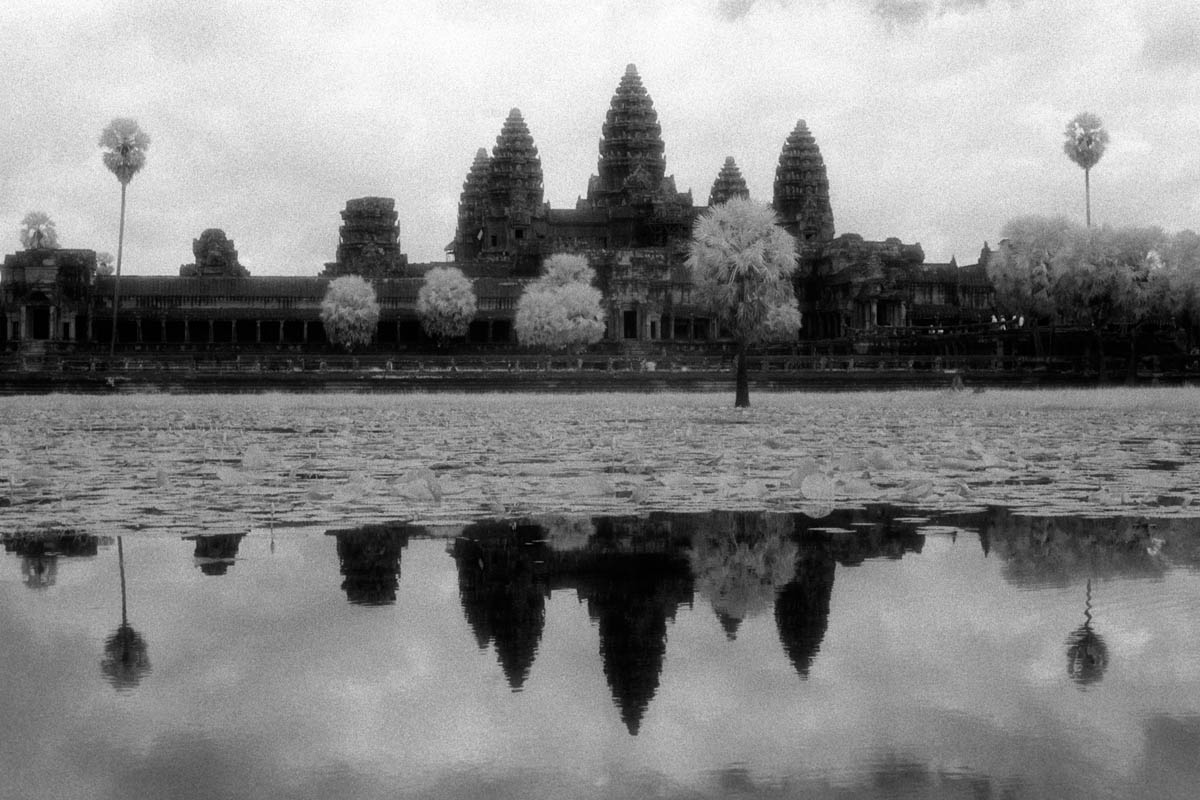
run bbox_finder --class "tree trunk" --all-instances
[1126,327,1139,385]
[110,182,127,357]
[1095,327,1107,382]
[1085,167,1092,228]
[735,340,750,408]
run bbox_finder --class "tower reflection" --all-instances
[183,532,247,576]
[326,523,413,605]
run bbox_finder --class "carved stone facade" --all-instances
[1,63,994,353]
[323,197,408,279]
[180,229,249,277]
[1,247,95,348]
[773,120,835,243]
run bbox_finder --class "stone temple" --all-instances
[1,64,992,352]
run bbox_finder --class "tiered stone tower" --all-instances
[453,147,491,261]
[586,64,668,208]
[180,229,249,277]
[323,197,408,279]
[481,108,545,259]
[707,157,750,206]
[773,120,835,243]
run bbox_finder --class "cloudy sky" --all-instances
[2,0,1197,276]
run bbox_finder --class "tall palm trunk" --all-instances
[117,535,128,626]
[110,182,127,356]
[1084,168,1091,228]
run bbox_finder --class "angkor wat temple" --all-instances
[1,64,993,354]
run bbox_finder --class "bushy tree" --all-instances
[515,254,606,351]
[1051,224,1171,379]
[687,197,800,407]
[96,252,115,277]
[988,215,1082,356]
[1160,230,1200,349]
[99,117,150,355]
[320,275,380,351]
[416,266,476,344]
[19,211,58,249]
[1063,112,1109,228]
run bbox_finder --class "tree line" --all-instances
[986,215,1200,376]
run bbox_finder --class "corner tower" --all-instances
[773,120,835,242]
[586,64,667,208]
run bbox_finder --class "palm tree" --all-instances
[101,537,151,690]
[99,118,150,355]
[1065,578,1108,687]
[1063,112,1109,228]
[687,198,801,407]
[19,211,58,250]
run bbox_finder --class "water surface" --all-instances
[3,507,1199,800]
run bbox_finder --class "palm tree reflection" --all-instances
[101,536,150,690]
[1066,578,1109,687]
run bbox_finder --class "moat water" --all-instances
[3,507,1199,800]
[3,391,1200,798]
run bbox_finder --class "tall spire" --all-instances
[772,120,835,242]
[587,64,667,207]
[488,108,543,216]
[454,147,490,259]
[708,156,750,206]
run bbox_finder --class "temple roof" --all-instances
[488,109,543,215]
[708,156,750,206]
[455,147,491,246]
[773,119,835,242]
[588,64,667,207]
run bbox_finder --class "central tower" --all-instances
[586,64,668,208]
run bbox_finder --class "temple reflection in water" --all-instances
[441,507,931,733]
[1,504,1184,733]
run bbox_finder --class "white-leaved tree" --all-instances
[320,275,380,351]
[515,254,606,352]
[687,197,800,407]
[988,215,1081,357]
[96,252,115,277]
[417,266,476,344]
[19,211,58,249]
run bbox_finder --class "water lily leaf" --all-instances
[800,473,835,502]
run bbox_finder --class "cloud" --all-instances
[716,0,758,20]
[1141,13,1200,70]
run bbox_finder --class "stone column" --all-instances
[302,321,309,344]
[256,320,262,344]
[160,317,167,344]
[49,307,59,341]
[231,320,237,344]
[135,317,143,344]
[208,319,214,344]
[487,320,494,343]
[18,306,26,341]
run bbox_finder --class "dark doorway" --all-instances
[623,310,638,339]
[30,307,51,339]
